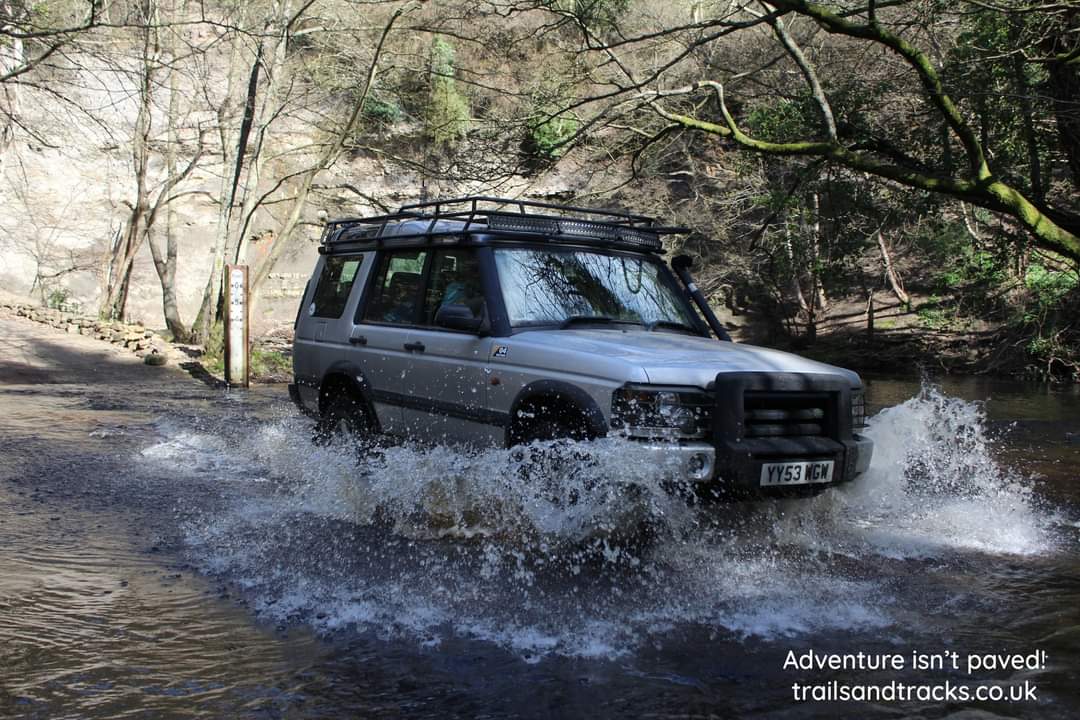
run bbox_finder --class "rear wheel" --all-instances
[316,393,376,448]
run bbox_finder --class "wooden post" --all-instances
[224,264,249,388]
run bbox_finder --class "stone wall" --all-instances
[3,303,168,358]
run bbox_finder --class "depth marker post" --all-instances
[224,264,249,388]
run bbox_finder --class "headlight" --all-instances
[851,387,867,429]
[612,385,710,438]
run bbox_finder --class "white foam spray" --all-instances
[145,383,1055,659]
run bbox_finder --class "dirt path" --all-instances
[0,310,196,387]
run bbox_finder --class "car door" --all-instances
[295,253,369,411]
[349,248,430,437]
[399,248,500,446]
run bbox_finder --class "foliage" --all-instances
[250,348,293,379]
[745,96,818,144]
[362,96,403,127]
[938,247,1006,291]
[915,297,958,331]
[198,323,292,380]
[524,111,579,162]
[1024,263,1078,312]
[201,321,225,374]
[548,0,630,33]
[426,37,470,147]
[45,287,69,309]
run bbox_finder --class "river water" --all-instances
[2,325,1079,718]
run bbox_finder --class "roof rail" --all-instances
[396,195,657,227]
[321,195,689,254]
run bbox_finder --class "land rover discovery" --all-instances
[289,196,873,494]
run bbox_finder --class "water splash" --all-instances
[146,383,1054,659]
[788,385,1053,558]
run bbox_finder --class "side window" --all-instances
[310,255,363,318]
[361,250,428,325]
[422,250,485,325]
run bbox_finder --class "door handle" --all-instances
[349,335,367,345]
[403,341,426,353]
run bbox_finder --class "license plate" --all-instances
[760,460,834,486]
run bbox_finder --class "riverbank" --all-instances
[733,288,1080,383]
[0,300,292,385]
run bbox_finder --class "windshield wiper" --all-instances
[560,315,622,329]
[645,320,699,334]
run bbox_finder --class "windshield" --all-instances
[494,247,700,330]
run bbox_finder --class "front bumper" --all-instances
[634,441,717,482]
[632,434,873,490]
[710,433,873,493]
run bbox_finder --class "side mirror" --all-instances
[435,303,483,333]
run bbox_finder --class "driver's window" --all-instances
[422,250,485,325]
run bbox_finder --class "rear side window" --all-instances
[310,255,363,318]
[361,250,429,324]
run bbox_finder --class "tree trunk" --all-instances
[249,6,410,304]
[148,0,191,342]
[103,0,157,321]
[103,214,144,320]
[232,2,295,266]
[1042,10,1080,190]
[877,230,910,307]
[784,224,810,313]
[193,0,296,341]
[192,11,250,342]
[809,192,828,313]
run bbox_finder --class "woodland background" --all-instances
[1,0,1077,379]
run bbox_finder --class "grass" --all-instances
[198,321,293,381]
[250,348,292,380]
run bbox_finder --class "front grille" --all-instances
[743,392,831,438]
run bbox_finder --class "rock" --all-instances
[1066,432,1080,445]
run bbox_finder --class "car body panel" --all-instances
[398,327,501,445]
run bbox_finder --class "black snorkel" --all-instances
[671,254,732,342]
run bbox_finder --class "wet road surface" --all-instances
[2,313,1079,718]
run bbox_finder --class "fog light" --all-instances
[687,452,712,480]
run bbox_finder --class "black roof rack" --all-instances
[320,196,688,254]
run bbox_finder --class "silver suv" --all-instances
[289,197,872,495]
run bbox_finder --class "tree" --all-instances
[425,36,470,147]
[101,0,204,333]
[529,0,1080,266]
[191,0,314,342]
[0,1,106,161]
[247,2,416,304]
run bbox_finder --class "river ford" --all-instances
[1,314,1078,719]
